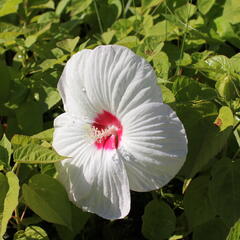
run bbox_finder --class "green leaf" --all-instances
[55,204,90,240]
[32,128,54,143]
[11,135,40,149]
[41,86,61,110]
[177,104,231,178]
[24,23,52,48]
[197,0,215,14]
[101,30,116,44]
[215,76,236,101]
[175,3,197,22]
[56,0,71,16]
[69,0,92,16]
[209,158,240,227]
[15,102,45,135]
[193,218,228,240]
[116,36,139,49]
[0,61,11,104]
[14,226,49,240]
[0,0,23,17]
[0,172,20,239]
[29,0,54,9]
[142,200,176,240]
[160,85,175,103]
[172,76,217,102]
[39,55,67,71]
[227,219,240,240]
[0,134,12,168]
[141,0,164,11]
[153,51,170,81]
[57,37,80,53]
[204,55,233,81]
[214,106,234,131]
[22,174,72,227]
[222,0,240,25]
[14,143,66,164]
[184,176,215,228]
[0,173,9,237]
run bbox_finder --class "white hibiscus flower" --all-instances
[53,45,188,220]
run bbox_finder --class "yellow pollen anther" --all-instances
[87,125,118,143]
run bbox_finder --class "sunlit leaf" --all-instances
[227,219,240,240]
[0,172,20,239]
[14,143,66,164]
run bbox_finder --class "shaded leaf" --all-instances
[55,204,90,240]
[193,218,229,240]
[184,176,215,228]
[209,158,240,227]
[22,174,72,227]
[142,200,176,240]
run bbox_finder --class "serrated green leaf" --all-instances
[0,173,9,237]
[0,134,12,167]
[101,30,116,44]
[11,135,40,150]
[0,0,23,17]
[175,3,197,22]
[227,219,240,240]
[0,172,20,239]
[56,0,71,16]
[22,174,72,227]
[24,23,52,48]
[197,0,215,14]
[160,85,175,103]
[209,158,240,227]
[14,143,66,164]
[116,36,139,49]
[14,226,49,240]
[69,0,92,16]
[214,106,234,131]
[32,128,54,143]
[142,200,176,240]
[29,0,54,9]
[57,37,80,53]
[184,176,215,228]
[215,76,236,101]
[141,0,164,12]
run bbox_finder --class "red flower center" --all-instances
[92,111,123,150]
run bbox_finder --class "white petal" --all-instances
[121,103,188,192]
[57,45,162,119]
[57,49,97,120]
[53,113,130,219]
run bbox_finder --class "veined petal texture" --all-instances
[53,45,188,219]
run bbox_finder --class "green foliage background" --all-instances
[0,0,240,239]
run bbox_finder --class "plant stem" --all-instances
[93,0,103,34]
[14,208,21,231]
